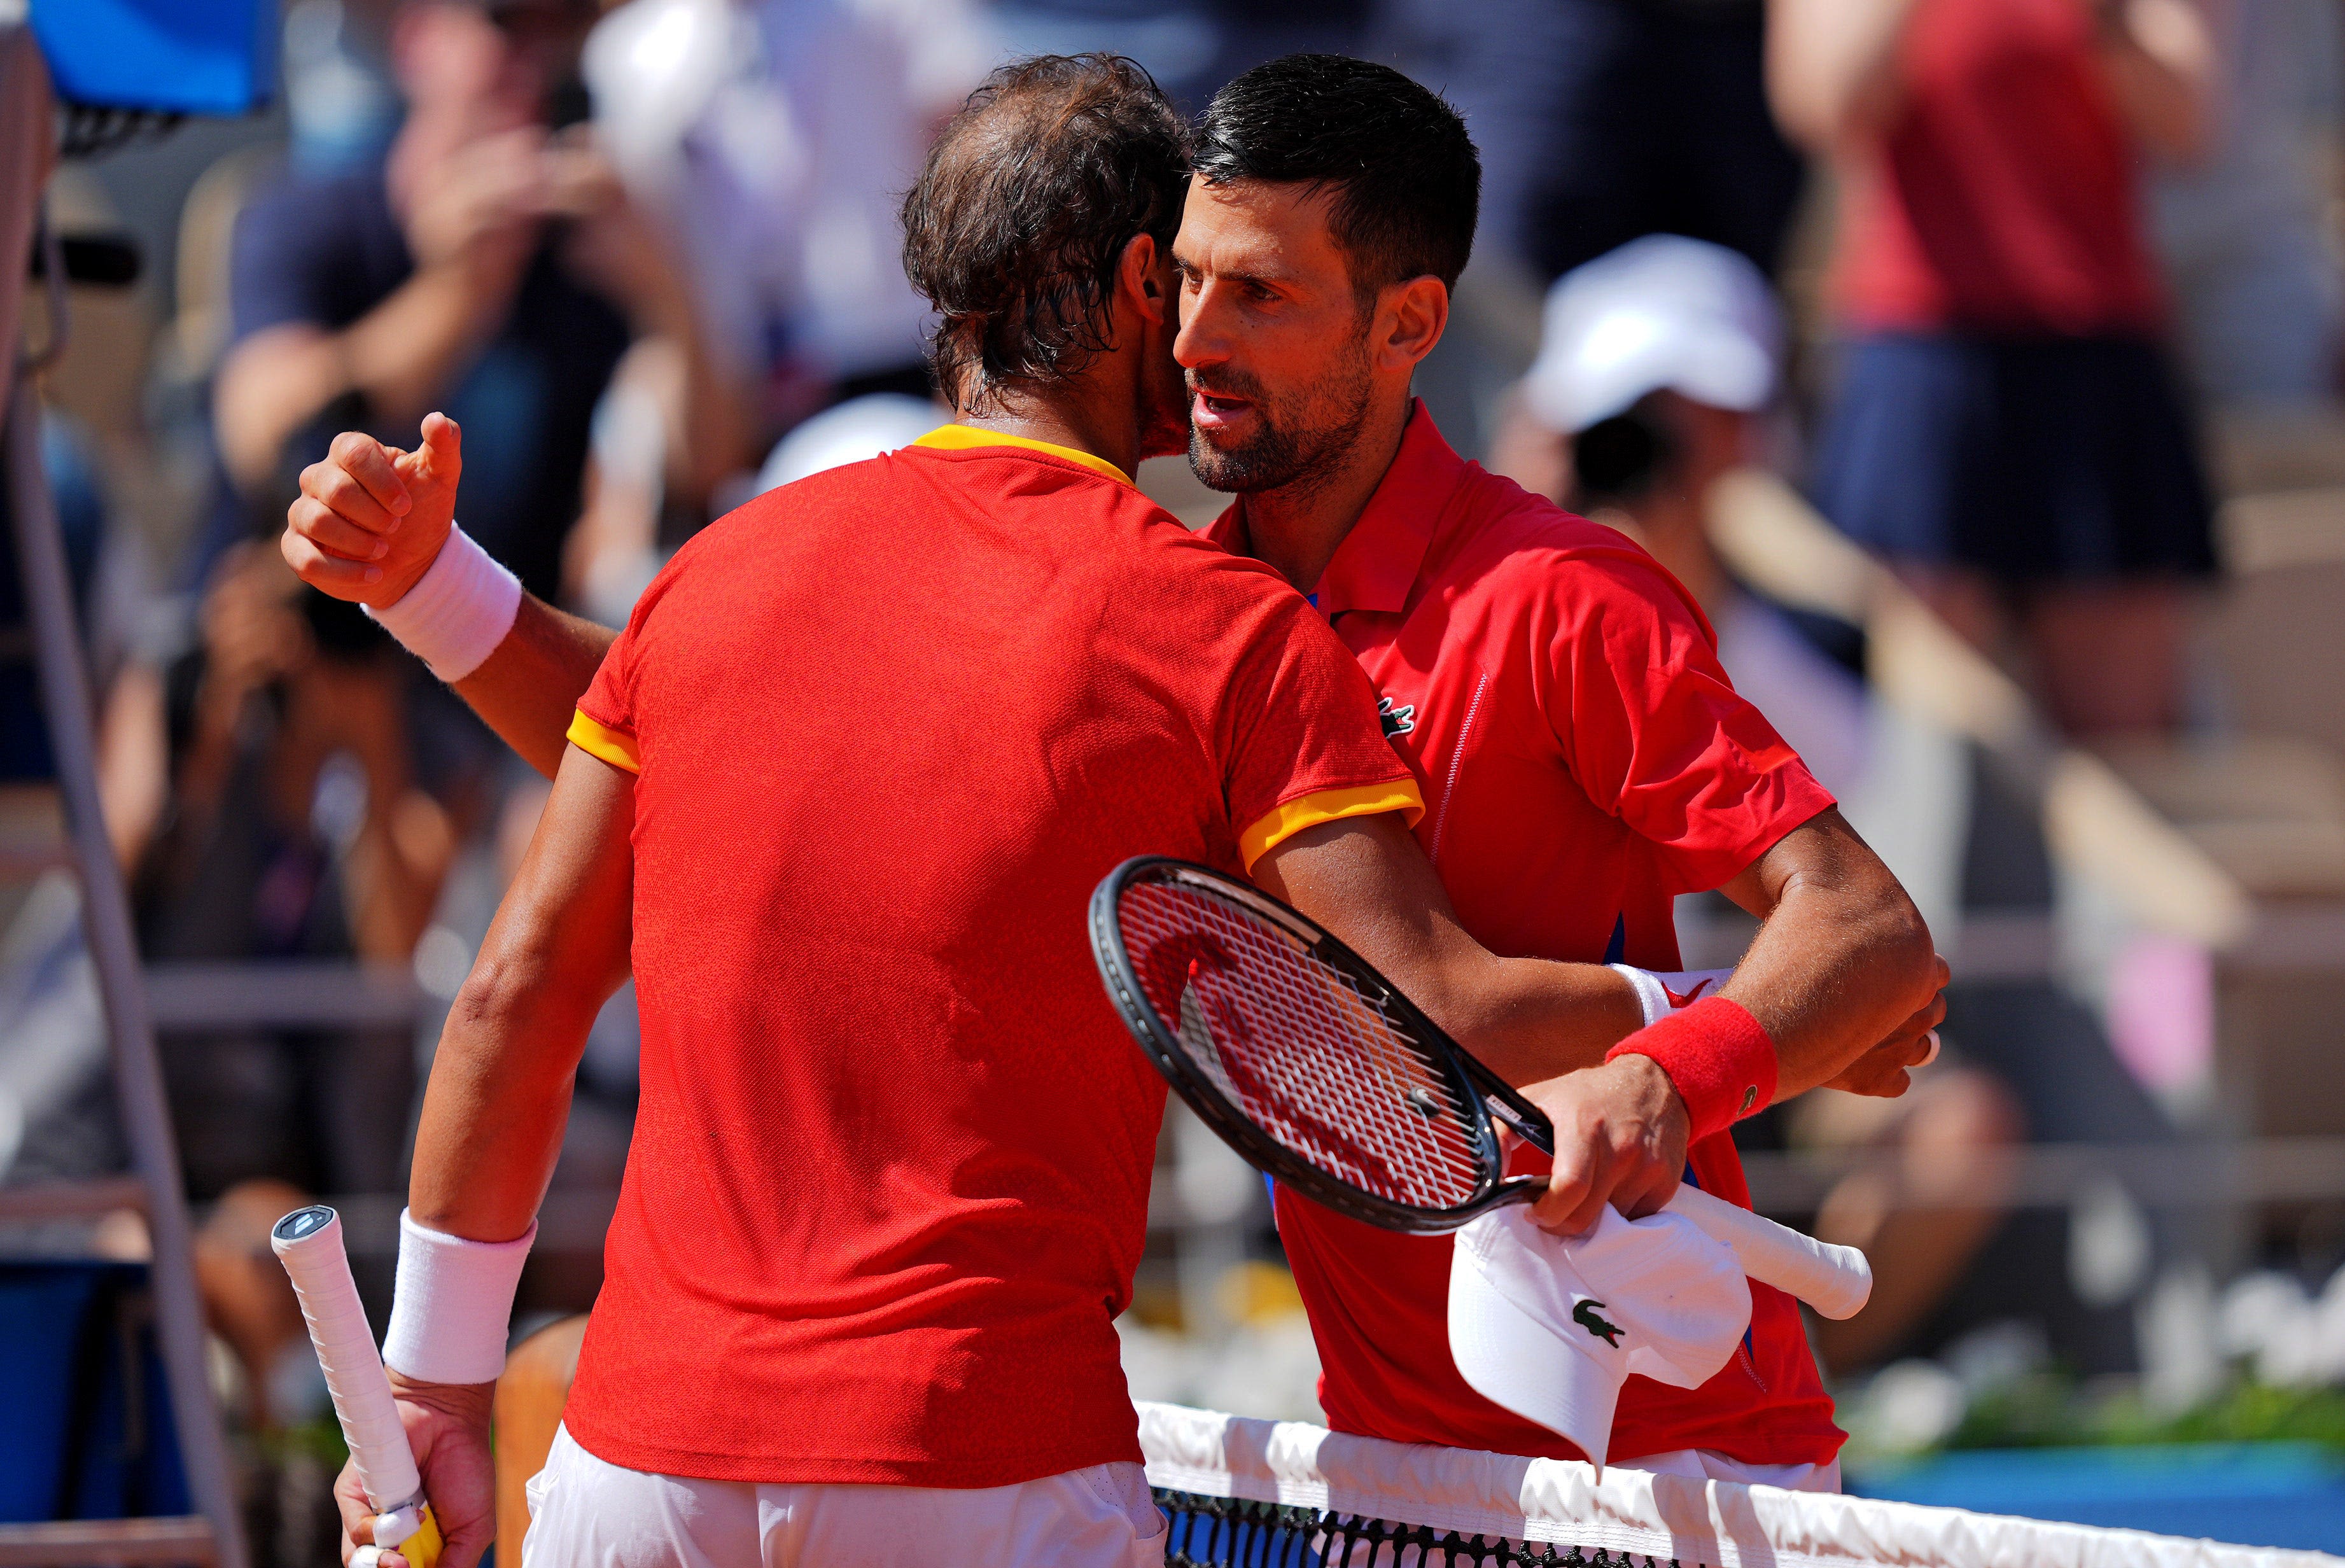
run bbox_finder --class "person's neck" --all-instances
[1238,393,1413,594]
[955,381,1142,480]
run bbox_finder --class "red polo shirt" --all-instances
[558,427,1422,1487]
[1207,405,1845,1467]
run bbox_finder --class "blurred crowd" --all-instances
[9,0,2345,1492]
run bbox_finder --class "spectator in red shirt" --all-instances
[1173,54,1945,1485]
[1769,0,2219,737]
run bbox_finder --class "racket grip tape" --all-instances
[1663,1184,1873,1321]
[270,1206,440,1564]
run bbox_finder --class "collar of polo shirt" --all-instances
[1207,400,1459,617]
[912,424,1133,486]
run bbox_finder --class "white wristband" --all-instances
[364,523,521,683]
[381,1208,535,1385]
[1608,965,1737,1028]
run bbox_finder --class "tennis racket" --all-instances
[271,1206,444,1567]
[1089,857,1872,1321]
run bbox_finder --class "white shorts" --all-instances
[521,1425,1168,1568]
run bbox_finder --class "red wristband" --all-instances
[1604,995,1778,1144]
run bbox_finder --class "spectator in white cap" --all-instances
[1490,235,1869,788]
[1489,234,2022,1376]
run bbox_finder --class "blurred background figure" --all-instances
[1492,235,2025,1375]
[211,0,746,608]
[136,539,452,1201]
[2148,0,2341,408]
[584,0,985,423]
[1380,0,1802,289]
[1372,0,1803,464]
[1770,0,2219,739]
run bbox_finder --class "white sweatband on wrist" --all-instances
[1608,965,1738,1029]
[364,523,521,683]
[381,1208,535,1385]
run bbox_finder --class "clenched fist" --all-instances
[282,413,465,610]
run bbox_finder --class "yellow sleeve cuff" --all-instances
[567,709,641,774]
[1237,778,1426,871]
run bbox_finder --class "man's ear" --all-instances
[1376,276,1451,374]
[1119,233,1173,329]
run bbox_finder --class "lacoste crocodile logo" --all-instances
[1574,1299,1625,1347]
[1378,696,1417,737]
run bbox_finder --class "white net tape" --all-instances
[1138,1402,2342,1568]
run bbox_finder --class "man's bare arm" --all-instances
[1252,811,1642,1083]
[1765,0,1925,151]
[281,417,615,776]
[452,599,616,779]
[1714,806,1947,1100]
[1251,806,1946,1232]
[410,743,634,1237]
[326,744,631,1568]
[1255,813,1683,1232]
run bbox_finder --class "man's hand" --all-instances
[333,1373,494,1568]
[1523,1054,1690,1235]
[1821,953,1950,1098]
[284,414,463,608]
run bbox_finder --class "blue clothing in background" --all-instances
[1381,0,1802,283]
[225,165,629,602]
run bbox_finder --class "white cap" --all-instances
[1448,1203,1752,1474]
[1521,235,1784,435]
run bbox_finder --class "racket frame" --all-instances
[1091,857,1872,1320]
[1091,857,1555,1235]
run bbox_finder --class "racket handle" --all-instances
[272,1207,442,1565]
[1663,1184,1873,1321]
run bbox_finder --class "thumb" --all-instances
[412,413,464,491]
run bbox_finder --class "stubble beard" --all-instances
[1186,345,1374,498]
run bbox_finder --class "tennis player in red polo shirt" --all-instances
[1172,57,1947,1488]
[298,57,1714,1568]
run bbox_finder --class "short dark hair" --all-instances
[1192,55,1479,305]
[901,54,1189,408]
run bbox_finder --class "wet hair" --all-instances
[1191,54,1479,306]
[900,54,1189,408]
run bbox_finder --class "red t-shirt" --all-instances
[559,427,1421,1488]
[1836,0,2166,337]
[1207,406,1844,1467]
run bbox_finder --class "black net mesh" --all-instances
[1117,878,1485,1212]
[1158,1489,1688,1567]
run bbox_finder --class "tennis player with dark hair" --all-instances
[298,55,1721,1568]
[1173,54,1942,1488]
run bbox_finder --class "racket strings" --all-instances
[1120,881,1487,1210]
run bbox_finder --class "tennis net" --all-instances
[1138,1402,2339,1568]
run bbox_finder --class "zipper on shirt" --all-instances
[1427,670,1488,869]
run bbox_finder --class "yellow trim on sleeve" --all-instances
[1238,779,1427,871]
[911,424,1132,485]
[566,709,641,774]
